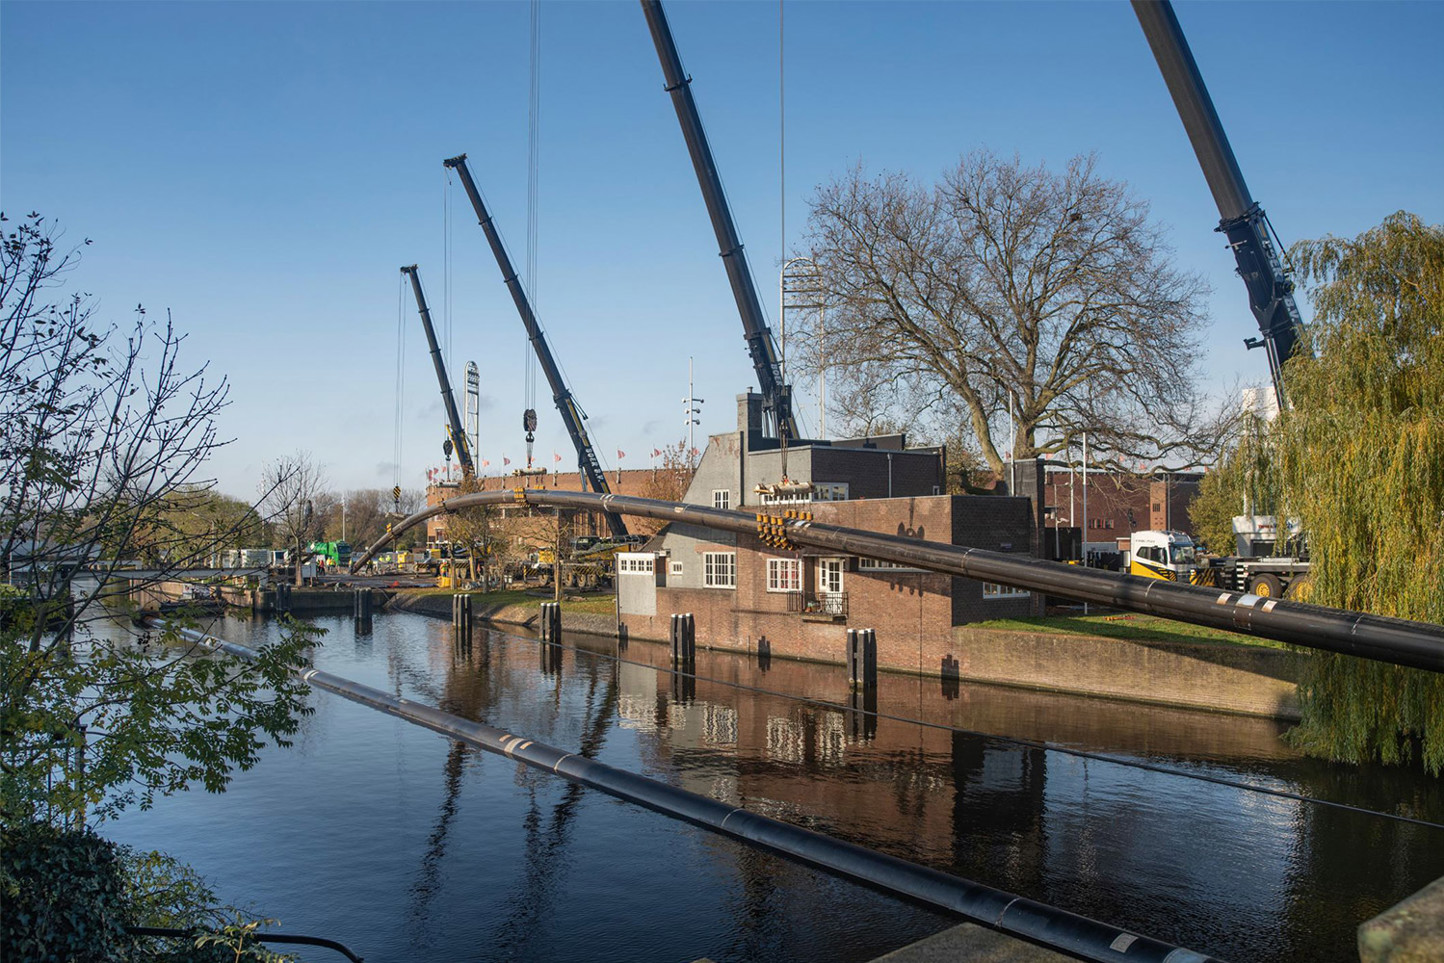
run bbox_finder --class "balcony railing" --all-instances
[787,591,847,620]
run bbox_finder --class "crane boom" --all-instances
[1132,0,1305,408]
[442,153,627,538]
[640,0,798,442]
[402,264,475,479]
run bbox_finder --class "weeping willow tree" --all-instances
[1189,411,1283,555]
[1274,212,1444,771]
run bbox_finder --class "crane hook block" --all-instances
[443,438,453,458]
[524,408,538,432]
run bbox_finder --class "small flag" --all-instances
[503,455,511,466]
[554,452,562,462]
[618,450,626,459]
[652,448,662,457]
[481,459,490,467]
[689,447,699,456]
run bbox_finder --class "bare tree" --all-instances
[638,439,696,534]
[258,452,327,585]
[0,212,312,828]
[795,150,1232,476]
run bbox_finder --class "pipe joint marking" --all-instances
[994,895,1021,926]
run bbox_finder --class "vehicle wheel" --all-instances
[1250,573,1283,598]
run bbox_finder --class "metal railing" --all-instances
[787,590,848,618]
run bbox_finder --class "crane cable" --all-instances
[393,273,407,510]
[523,0,542,469]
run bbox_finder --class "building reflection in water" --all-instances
[420,623,1444,963]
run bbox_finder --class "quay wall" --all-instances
[388,590,1303,721]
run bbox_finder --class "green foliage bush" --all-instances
[2,822,131,962]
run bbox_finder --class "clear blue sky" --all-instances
[4,1,1440,498]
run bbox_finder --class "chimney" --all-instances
[737,391,763,436]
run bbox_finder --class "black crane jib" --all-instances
[1132,0,1306,408]
[641,0,798,443]
[402,265,475,479]
[442,153,627,539]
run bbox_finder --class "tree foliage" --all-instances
[0,212,314,827]
[794,150,1231,473]
[1266,212,1444,771]
[257,452,327,586]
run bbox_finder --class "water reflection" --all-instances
[103,612,1444,963]
[460,622,1444,963]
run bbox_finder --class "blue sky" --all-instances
[4,1,1441,498]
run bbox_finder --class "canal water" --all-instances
[105,611,1444,962]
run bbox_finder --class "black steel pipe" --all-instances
[352,489,1444,673]
[128,926,363,962]
[158,619,1218,963]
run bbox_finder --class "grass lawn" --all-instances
[972,612,1292,650]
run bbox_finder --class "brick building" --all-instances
[1035,466,1203,560]
[618,393,1037,668]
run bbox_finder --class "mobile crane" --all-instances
[641,0,799,446]
[1132,0,1306,409]
[442,153,628,539]
[401,265,475,480]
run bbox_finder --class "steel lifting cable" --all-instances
[484,627,1444,834]
[444,167,453,381]
[393,274,407,503]
[525,0,541,418]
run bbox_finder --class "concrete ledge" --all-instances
[385,591,619,638]
[1359,875,1444,962]
[869,923,1074,962]
[951,627,1302,720]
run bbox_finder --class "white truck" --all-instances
[1124,517,1310,598]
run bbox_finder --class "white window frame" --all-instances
[617,553,655,575]
[766,557,801,593]
[669,560,684,577]
[703,551,736,589]
[983,581,1030,599]
[858,556,926,573]
[817,557,845,595]
[712,489,731,510]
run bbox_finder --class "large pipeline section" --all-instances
[353,489,1444,673]
[159,619,1217,963]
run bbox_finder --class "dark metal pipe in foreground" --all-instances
[351,489,1444,673]
[160,620,1216,963]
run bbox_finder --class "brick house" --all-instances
[618,393,1037,669]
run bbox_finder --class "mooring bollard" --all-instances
[862,628,878,692]
[846,628,862,688]
[847,628,878,692]
[539,601,561,642]
[671,613,695,668]
[353,588,373,620]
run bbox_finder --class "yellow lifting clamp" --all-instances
[513,487,527,504]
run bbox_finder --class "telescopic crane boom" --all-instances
[402,264,475,479]
[442,153,628,539]
[641,0,798,443]
[1132,0,1306,408]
